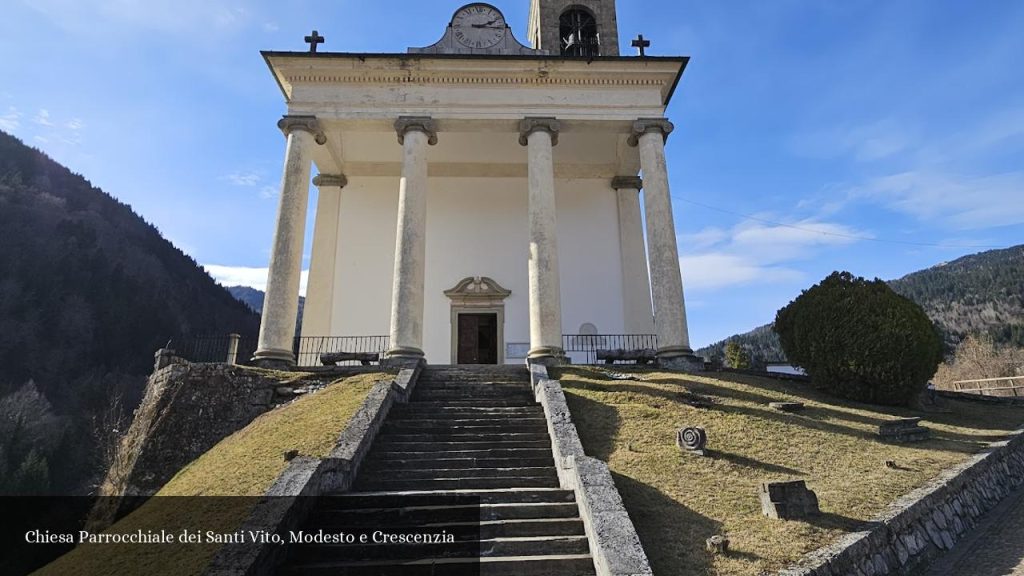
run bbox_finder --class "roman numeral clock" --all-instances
[452,4,507,49]
[409,2,543,55]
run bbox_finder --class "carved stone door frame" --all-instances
[444,276,512,365]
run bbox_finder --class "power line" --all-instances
[672,196,1006,250]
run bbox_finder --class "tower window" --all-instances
[559,7,600,57]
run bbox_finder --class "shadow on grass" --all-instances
[805,511,874,532]
[611,472,755,576]
[711,451,806,477]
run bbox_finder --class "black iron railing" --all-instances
[293,336,390,367]
[562,334,658,365]
[177,333,259,365]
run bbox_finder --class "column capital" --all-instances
[312,174,348,188]
[519,117,561,146]
[278,115,327,145]
[395,116,438,146]
[611,176,644,191]
[627,118,675,147]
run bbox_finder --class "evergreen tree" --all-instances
[774,271,943,406]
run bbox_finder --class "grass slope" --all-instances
[556,367,1024,576]
[35,372,384,576]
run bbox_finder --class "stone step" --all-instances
[299,516,585,537]
[288,535,591,562]
[278,553,596,576]
[364,457,555,471]
[382,423,549,434]
[326,488,576,507]
[413,391,536,400]
[371,440,552,452]
[369,448,555,460]
[391,406,543,416]
[374,433,551,443]
[384,416,547,426]
[353,475,559,491]
[309,504,583,526]
[405,400,540,408]
[359,466,557,482]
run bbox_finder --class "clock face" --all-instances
[452,4,507,49]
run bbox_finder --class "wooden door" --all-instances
[457,313,498,364]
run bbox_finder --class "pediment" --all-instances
[444,276,512,301]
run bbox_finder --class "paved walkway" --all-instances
[924,485,1024,576]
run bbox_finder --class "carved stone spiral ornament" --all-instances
[677,426,708,456]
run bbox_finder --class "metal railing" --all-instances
[293,336,390,367]
[562,334,658,365]
[950,376,1024,398]
[177,333,258,365]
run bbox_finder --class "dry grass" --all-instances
[35,372,385,576]
[555,367,1024,576]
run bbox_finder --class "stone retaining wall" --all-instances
[203,361,423,576]
[779,429,1024,576]
[530,362,654,576]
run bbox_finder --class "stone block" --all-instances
[705,535,729,554]
[759,480,820,520]
[878,417,931,442]
[676,426,708,456]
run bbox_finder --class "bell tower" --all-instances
[528,0,620,57]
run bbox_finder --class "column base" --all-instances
[252,347,296,370]
[656,347,705,373]
[381,356,426,371]
[527,346,566,365]
[384,346,425,360]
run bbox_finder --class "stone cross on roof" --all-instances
[305,30,325,53]
[631,34,651,56]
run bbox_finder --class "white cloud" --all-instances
[0,107,21,132]
[790,118,912,162]
[259,185,278,199]
[263,21,280,32]
[204,265,309,297]
[66,118,85,131]
[681,253,803,290]
[224,171,262,187]
[34,109,53,127]
[679,219,865,291]
[853,170,1024,230]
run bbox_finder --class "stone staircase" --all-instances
[277,365,597,575]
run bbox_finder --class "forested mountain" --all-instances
[697,245,1024,366]
[888,245,1024,348]
[225,286,304,334]
[0,131,260,493]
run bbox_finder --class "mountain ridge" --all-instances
[697,245,1024,365]
[0,130,260,493]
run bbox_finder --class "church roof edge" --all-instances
[260,51,688,105]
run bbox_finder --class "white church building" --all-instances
[252,0,699,368]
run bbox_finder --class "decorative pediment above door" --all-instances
[444,276,512,307]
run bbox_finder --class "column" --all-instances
[386,117,437,360]
[254,115,325,367]
[519,117,564,361]
[628,118,694,360]
[611,176,656,335]
[301,174,347,339]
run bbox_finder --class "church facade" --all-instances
[252,0,698,368]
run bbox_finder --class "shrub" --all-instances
[774,271,943,406]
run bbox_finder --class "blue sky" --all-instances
[1,1,1022,348]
